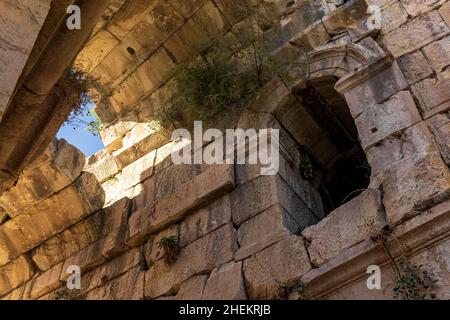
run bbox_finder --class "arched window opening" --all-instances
[284,76,371,215]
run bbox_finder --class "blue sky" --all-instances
[57,103,104,157]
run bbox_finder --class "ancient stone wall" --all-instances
[1,0,450,300]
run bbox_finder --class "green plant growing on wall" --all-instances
[392,257,438,300]
[290,279,307,300]
[63,69,104,136]
[151,4,307,132]
[157,235,179,265]
[53,289,71,300]
[373,232,439,300]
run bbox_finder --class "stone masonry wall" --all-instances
[1,0,450,300]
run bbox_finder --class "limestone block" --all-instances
[423,36,450,72]
[75,30,119,74]
[236,204,301,260]
[84,248,144,293]
[288,21,330,52]
[109,47,176,113]
[145,224,237,298]
[0,220,31,266]
[398,51,433,85]
[60,239,106,281]
[0,255,35,296]
[144,224,179,265]
[132,175,157,211]
[164,1,229,62]
[322,0,374,41]
[155,164,202,199]
[176,275,208,300]
[152,164,235,231]
[121,151,156,189]
[100,120,138,148]
[231,175,319,227]
[355,90,422,150]
[126,205,153,247]
[411,69,450,117]
[12,172,104,254]
[0,0,51,119]
[440,1,450,27]
[122,0,185,60]
[31,211,106,271]
[202,261,247,300]
[302,189,384,267]
[167,0,208,18]
[106,0,154,39]
[0,139,85,217]
[427,112,450,165]
[180,195,231,247]
[102,198,131,259]
[243,235,312,299]
[401,0,446,17]
[381,1,408,32]
[83,266,145,300]
[27,263,63,300]
[85,152,120,184]
[337,56,408,118]
[381,123,450,224]
[382,10,449,57]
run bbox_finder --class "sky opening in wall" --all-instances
[56,102,104,157]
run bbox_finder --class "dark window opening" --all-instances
[289,76,371,215]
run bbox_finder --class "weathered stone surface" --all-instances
[355,90,422,150]
[145,224,237,298]
[440,1,450,27]
[337,56,408,118]
[427,112,450,165]
[83,248,144,293]
[144,224,179,264]
[322,0,374,41]
[164,1,229,62]
[75,30,119,74]
[302,189,384,267]
[60,239,106,281]
[85,152,120,184]
[202,261,247,300]
[243,235,312,299]
[381,1,408,33]
[231,174,319,227]
[152,164,235,231]
[0,255,35,296]
[381,123,450,224]
[288,21,330,52]
[176,275,208,300]
[423,36,450,72]
[180,195,231,247]
[31,210,106,271]
[109,47,176,114]
[102,198,131,259]
[401,0,446,17]
[0,0,51,118]
[167,0,207,18]
[0,139,85,217]
[83,266,145,300]
[236,204,301,260]
[412,69,450,117]
[27,263,63,300]
[382,10,449,57]
[106,0,154,39]
[398,51,433,85]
